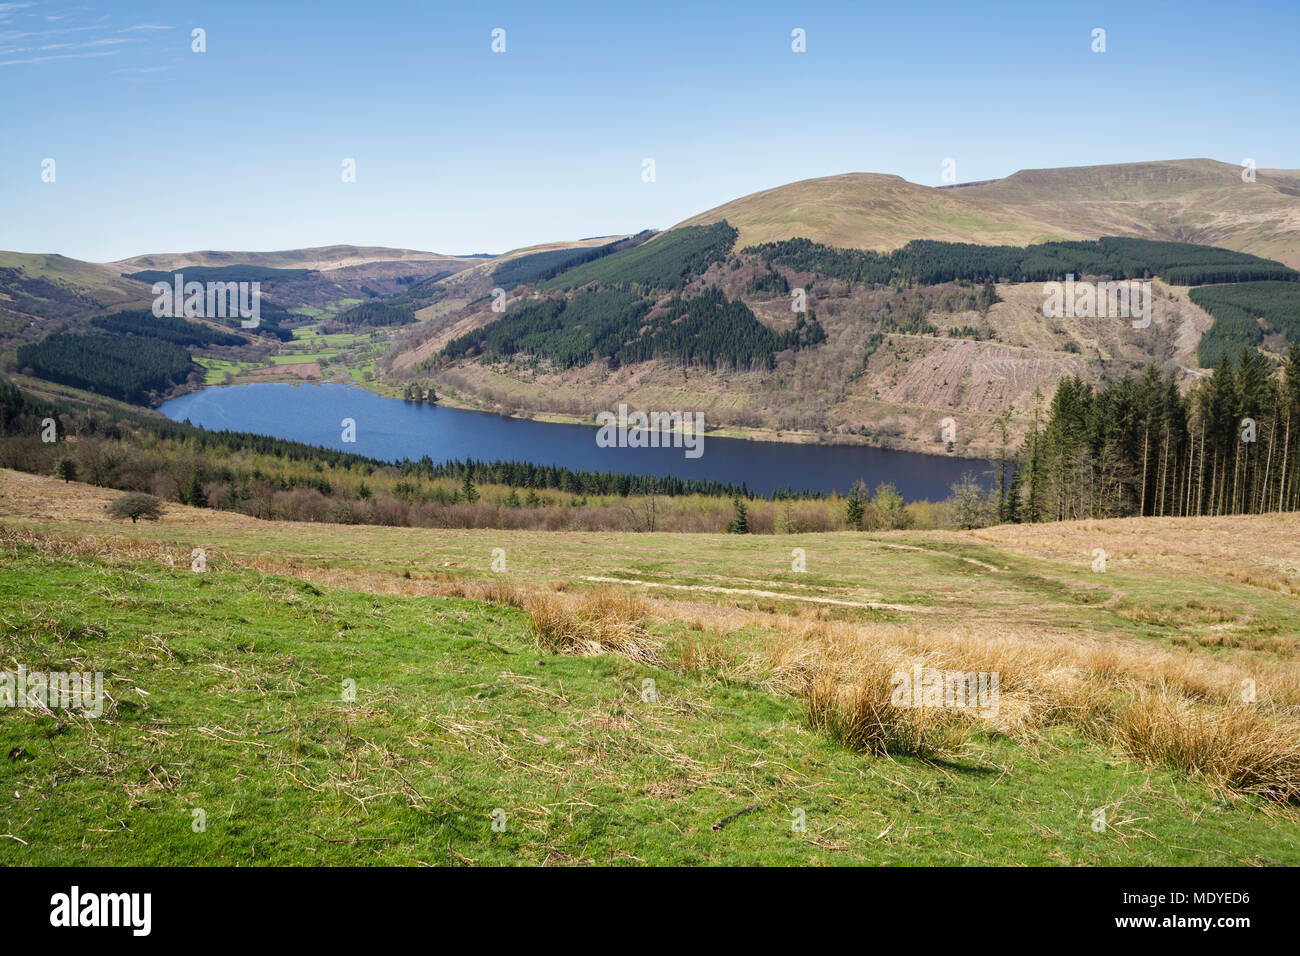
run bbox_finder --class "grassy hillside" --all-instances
[0,252,152,345]
[961,160,1300,270]
[112,245,483,273]
[676,160,1300,268]
[1,470,1297,865]
[673,172,1081,252]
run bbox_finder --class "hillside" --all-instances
[0,246,482,359]
[9,159,1300,459]
[676,160,1300,268]
[393,160,1300,457]
[959,160,1300,269]
[112,244,483,273]
[384,235,634,374]
[0,252,152,344]
[2,468,1298,864]
[405,241,1291,457]
[672,172,1085,252]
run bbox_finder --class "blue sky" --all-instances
[2,0,1297,262]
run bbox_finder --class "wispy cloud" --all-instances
[0,49,117,66]
[39,36,136,50]
[0,7,171,69]
[1,25,102,42]
[111,64,169,74]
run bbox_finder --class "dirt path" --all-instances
[579,575,929,612]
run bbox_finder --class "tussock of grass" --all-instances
[709,608,1300,800]
[436,574,528,609]
[804,668,970,758]
[1113,689,1300,804]
[1118,598,1240,627]
[526,589,660,664]
[671,630,752,683]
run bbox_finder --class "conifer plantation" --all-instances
[1020,345,1300,520]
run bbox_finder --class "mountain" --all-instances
[112,244,481,273]
[0,245,486,349]
[396,159,1300,460]
[8,159,1300,463]
[676,159,1300,267]
[0,252,152,348]
[672,172,1083,252]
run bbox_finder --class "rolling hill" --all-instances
[676,159,1300,268]
[8,159,1300,459]
[395,159,1300,457]
[112,244,484,273]
[672,171,1085,252]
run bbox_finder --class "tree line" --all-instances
[1011,345,1300,521]
[491,231,656,289]
[748,236,1298,287]
[397,456,765,499]
[542,222,738,291]
[335,302,416,326]
[1189,281,1300,366]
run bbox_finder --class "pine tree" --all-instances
[184,472,207,508]
[461,471,479,503]
[726,497,750,534]
[995,407,1014,522]
[845,480,867,530]
[53,456,76,483]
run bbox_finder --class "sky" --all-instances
[2,0,1298,262]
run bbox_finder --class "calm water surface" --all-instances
[159,383,993,501]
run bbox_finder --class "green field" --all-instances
[192,323,388,384]
[1,470,1297,865]
[0,538,1292,866]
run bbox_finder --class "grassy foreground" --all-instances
[1,469,1298,865]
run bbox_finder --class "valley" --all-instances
[7,160,1300,463]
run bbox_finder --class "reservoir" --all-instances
[159,382,994,500]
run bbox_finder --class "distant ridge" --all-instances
[112,245,481,273]
[675,159,1300,267]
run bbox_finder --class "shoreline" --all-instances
[168,377,993,464]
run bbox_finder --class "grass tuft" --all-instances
[1113,688,1300,804]
[526,589,660,663]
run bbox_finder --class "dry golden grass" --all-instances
[670,629,759,685]
[805,670,971,758]
[525,589,661,664]
[662,604,1300,799]
[1113,689,1300,804]
[969,511,1300,598]
[771,629,972,756]
[1116,598,1239,627]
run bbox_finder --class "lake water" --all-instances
[158,382,994,500]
